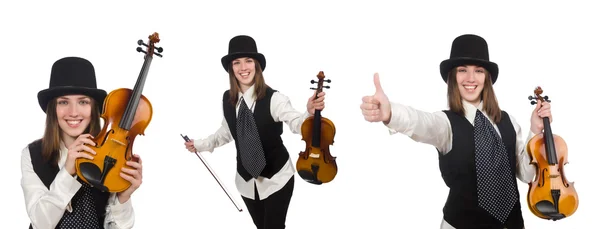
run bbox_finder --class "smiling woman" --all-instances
[360,34,555,229]
[20,57,142,229]
[182,35,326,229]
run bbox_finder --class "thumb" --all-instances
[373,73,384,94]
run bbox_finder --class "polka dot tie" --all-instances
[236,97,266,178]
[59,181,100,228]
[473,110,518,223]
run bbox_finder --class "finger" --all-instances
[78,138,97,146]
[538,110,552,118]
[120,172,137,183]
[77,145,97,155]
[362,109,380,116]
[318,91,326,98]
[360,103,379,110]
[362,96,380,105]
[121,167,141,179]
[77,151,94,160]
[373,73,384,94]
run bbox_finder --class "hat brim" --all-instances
[440,57,498,84]
[37,86,107,113]
[221,52,266,73]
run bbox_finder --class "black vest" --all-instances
[222,87,290,181]
[438,110,524,229]
[27,139,110,229]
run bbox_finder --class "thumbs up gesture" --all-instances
[361,73,391,124]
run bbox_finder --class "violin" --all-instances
[75,32,163,192]
[526,86,578,220]
[296,71,337,185]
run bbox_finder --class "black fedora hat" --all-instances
[439,34,499,84]
[37,57,107,113]
[221,35,266,72]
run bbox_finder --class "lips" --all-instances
[65,120,82,128]
[463,85,477,92]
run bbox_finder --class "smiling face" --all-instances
[55,95,92,142]
[231,57,256,92]
[455,65,487,106]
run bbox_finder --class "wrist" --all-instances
[117,192,131,204]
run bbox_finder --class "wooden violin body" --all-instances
[526,86,578,220]
[75,33,163,192]
[296,71,338,184]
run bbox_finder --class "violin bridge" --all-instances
[111,139,127,146]
[309,153,321,158]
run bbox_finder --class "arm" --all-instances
[510,114,536,183]
[194,117,234,152]
[270,91,311,134]
[104,194,134,229]
[20,147,82,229]
[384,102,453,154]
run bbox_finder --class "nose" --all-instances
[241,61,249,70]
[68,103,79,117]
[466,69,476,81]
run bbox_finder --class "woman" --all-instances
[360,34,552,229]
[21,57,143,229]
[184,35,325,229]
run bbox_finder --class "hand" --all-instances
[530,99,552,134]
[65,134,96,176]
[307,91,326,115]
[185,140,197,153]
[361,73,391,124]
[117,154,143,204]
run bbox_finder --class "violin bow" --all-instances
[181,134,243,212]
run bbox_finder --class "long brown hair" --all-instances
[41,98,102,166]
[227,58,268,106]
[446,67,502,123]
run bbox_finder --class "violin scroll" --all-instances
[527,86,550,105]
[136,32,163,57]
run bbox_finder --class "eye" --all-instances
[57,100,68,105]
[79,100,90,105]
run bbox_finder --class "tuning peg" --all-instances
[543,95,549,100]
[136,47,147,54]
[530,100,537,105]
[528,95,534,100]
[310,87,317,90]
[324,79,331,83]
[137,39,145,46]
[311,80,317,84]
[323,86,330,89]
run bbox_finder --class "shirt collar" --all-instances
[237,84,257,108]
[463,99,484,125]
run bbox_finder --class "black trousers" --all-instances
[241,176,294,229]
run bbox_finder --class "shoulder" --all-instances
[22,139,41,162]
[222,90,230,100]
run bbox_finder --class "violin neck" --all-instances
[119,54,153,130]
[542,116,558,165]
[311,109,321,148]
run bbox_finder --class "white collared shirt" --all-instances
[21,141,135,229]
[385,100,535,229]
[194,84,310,200]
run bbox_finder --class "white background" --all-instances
[1,0,597,228]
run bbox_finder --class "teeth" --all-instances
[464,85,476,89]
[67,120,81,125]
[241,73,249,76]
